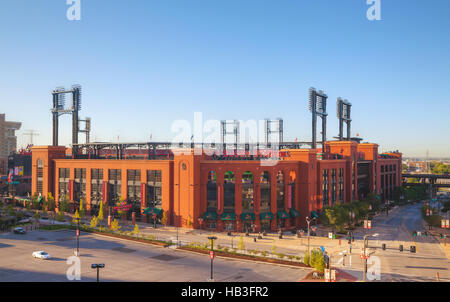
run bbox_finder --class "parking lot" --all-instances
[0,229,311,282]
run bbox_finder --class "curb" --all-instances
[176,247,314,270]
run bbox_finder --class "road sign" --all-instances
[417,231,421,237]
[368,220,372,229]
[210,251,214,259]
[324,269,336,282]
[328,232,333,239]
[320,246,325,253]
[442,220,450,229]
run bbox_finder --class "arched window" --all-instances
[242,171,254,212]
[223,171,235,212]
[260,171,271,211]
[288,171,296,209]
[276,171,285,210]
[207,171,217,210]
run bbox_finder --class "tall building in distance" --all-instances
[0,114,22,175]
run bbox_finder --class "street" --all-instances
[338,203,450,281]
[0,229,311,282]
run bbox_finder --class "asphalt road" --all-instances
[341,203,450,281]
[0,229,311,282]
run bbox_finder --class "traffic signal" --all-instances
[440,234,443,239]
[424,231,427,237]
[413,231,417,237]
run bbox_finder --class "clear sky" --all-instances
[0,0,449,157]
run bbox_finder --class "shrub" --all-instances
[304,251,310,266]
[90,216,98,228]
[55,211,65,222]
[109,219,121,231]
[238,236,245,251]
[277,253,285,259]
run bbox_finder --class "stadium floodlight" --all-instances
[336,98,352,140]
[309,88,328,150]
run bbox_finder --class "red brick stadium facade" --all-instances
[31,141,401,232]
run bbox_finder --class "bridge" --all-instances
[402,173,450,198]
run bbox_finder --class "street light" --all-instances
[362,234,378,282]
[207,236,217,281]
[91,263,105,282]
[74,210,81,256]
[306,216,316,257]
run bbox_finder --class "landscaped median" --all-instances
[178,242,310,268]
[38,224,314,269]
[38,224,174,248]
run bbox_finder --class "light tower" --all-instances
[309,88,328,150]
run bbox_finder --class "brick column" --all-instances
[254,172,261,232]
[270,171,277,231]
[86,168,92,214]
[235,172,242,232]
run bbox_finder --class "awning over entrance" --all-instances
[277,210,290,219]
[240,212,255,221]
[311,211,319,219]
[203,211,217,220]
[289,208,300,218]
[221,212,236,221]
[143,207,163,216]
[260,212,274,220]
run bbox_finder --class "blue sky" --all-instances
[0,0,449,157]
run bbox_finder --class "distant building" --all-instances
[0,114,22,175]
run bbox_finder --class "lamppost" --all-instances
[74,209,80,256]
[207,236,217,281]
[306,216,316,257]
[91,263,105,282]
[362,234,377,282]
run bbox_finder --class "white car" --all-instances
[32,251,51,260]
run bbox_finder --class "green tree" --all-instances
[109,219,121,231]
[55,211,65,222]
[132,223,140,237]
[115,197,128,219]
[98,201,104,228]
[59,195,70,213]
[73,210,81,224]
[90,216,98,228]
[314,253,326,273]
[79,198,86,218]
[161,210,168,226]
[238,236,245,251]
[33,210,40,224]
[47,192,56,212]
[303,251,310,266]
